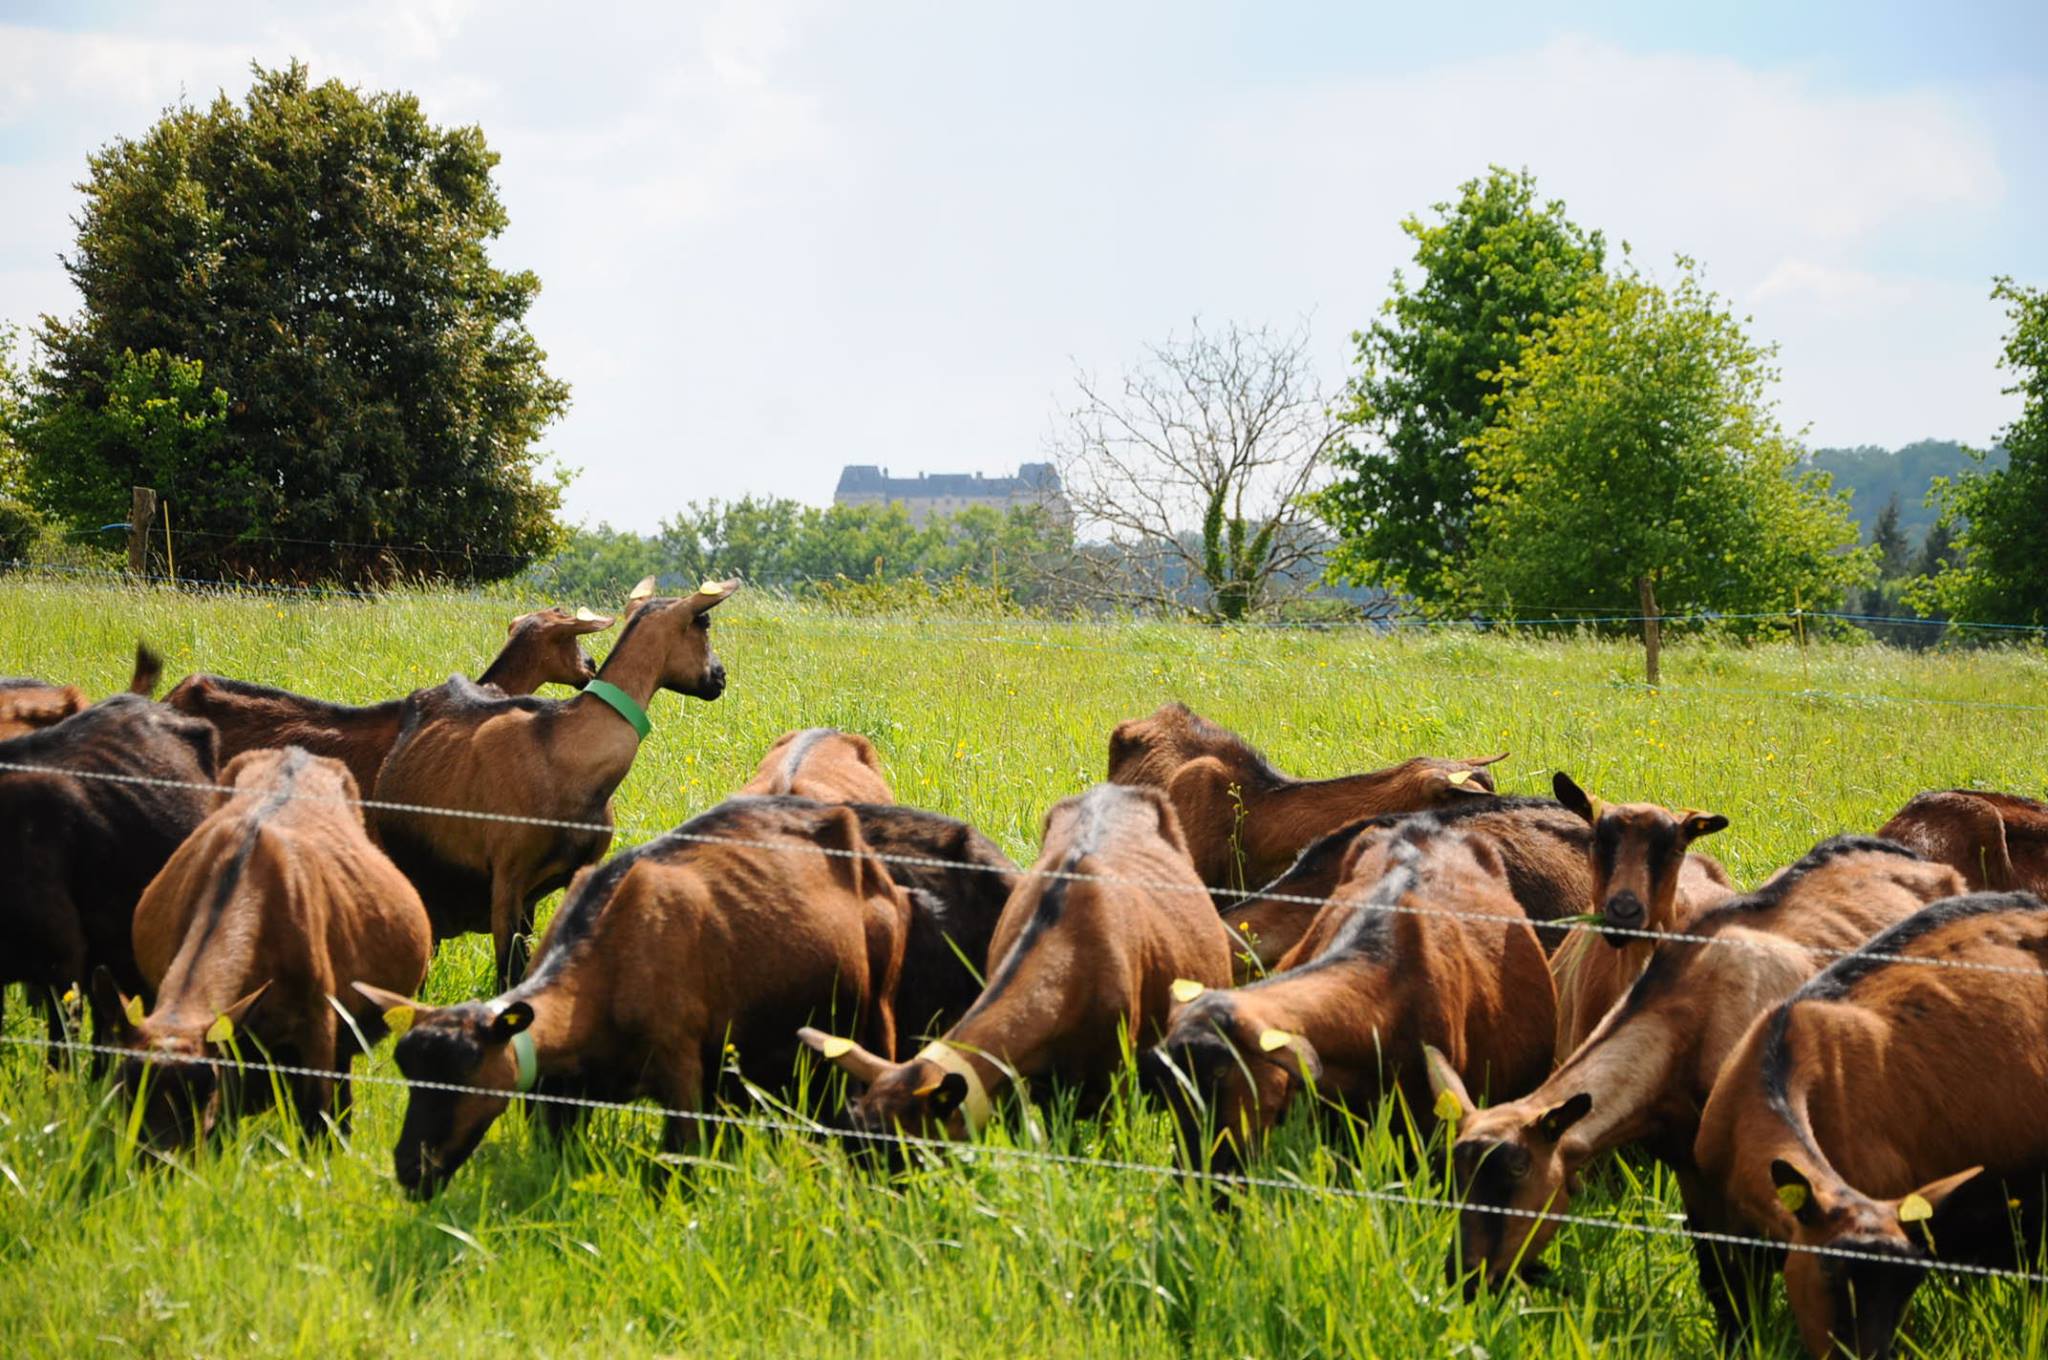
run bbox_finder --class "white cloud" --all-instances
[0,15,2031,528]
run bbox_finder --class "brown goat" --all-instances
[1146,816,1556,1177]
[0,691,217,1055]
[1219,796,1592,978]
[738,728,893,804]
[100,748,431,1145]
[1106,701,1503,897]
[0,643,162,739]
[801,783,1235,1140]
[361,797,907,1198]
[1878,788,2048,894]
[1547,771,1734,1060]
[1694,892,2048,1359]
[372,578,735,985]
[164,607,613,796]
[1432,836,1963,1318]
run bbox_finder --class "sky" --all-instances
[1,1,2042,533]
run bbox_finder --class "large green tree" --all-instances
[25,61,568,584]
[1462,265,1869,621]
[1921,279,2048,626]
[1315,167,1605,610]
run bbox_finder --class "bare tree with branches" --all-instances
[1050,319,1338,620]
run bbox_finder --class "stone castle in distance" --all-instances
[832,463,1068,527]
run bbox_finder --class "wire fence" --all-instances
[5,1027,2045,1289]
[3,755,2045,985]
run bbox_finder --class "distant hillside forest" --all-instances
[1806,439,2004,547]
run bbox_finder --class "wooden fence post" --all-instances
[128,486,157,578]
[1637,574,1661,688]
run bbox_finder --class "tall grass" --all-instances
[2,580,2045,1357]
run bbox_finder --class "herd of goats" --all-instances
[3,575,2046,1358]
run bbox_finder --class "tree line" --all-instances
[1,66,2043,632]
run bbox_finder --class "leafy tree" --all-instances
[534,523,665,604]
[0,327,40,564]
[1315,167,1606,610]
[1463,265,1870,622]
[536,501,1075,606]
[1921,278,2048,625]
[1869,495,1913,582]
[24,61,568,584]
[26,348,230,546]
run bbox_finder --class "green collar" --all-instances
[511,1028,539,1094]
[582,679,650,741]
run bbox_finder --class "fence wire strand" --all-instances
[5,1029,2046,1289]
[3,756,2045,985]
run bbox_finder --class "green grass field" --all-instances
[3,579,2046,1358]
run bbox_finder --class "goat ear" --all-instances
[1534,1091,1593,1143]
[569,607,615,633]
[93,966,138,1037]
[628,575,658,603]
[351,981,425,1034]
[916,1071,969,1116]
[1553,772,1595,823]
[688,578,740,610]
[1423,1043,1476,1126]
[1896,1165,1988,1246]
[1680,811,1730,842]
[1435,766,1494,797]
[797,1027,893,1085]
[1770,1157,1827,1226]
[1258,1028,1322,1084]
[207,979,272,1045]
[490,1002,535,1042]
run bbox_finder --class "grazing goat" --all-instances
[829,800,1019,1038]
[0,694,218,1053]
[0,643,162,739]
[1695,892,2048,1360]
[372,578,735,984]
[1432,836,1962,1317]
[1547,771,1734,1060]
[164,607,613,796]
[1219,796,1591,978]
[738,728,893,803]
[1147,817,1555,1176]
[1878,788,2048,894]
[102,749,431,1145]
[802,783,1234,1140]
[361,797,907,1198]
[1106,701,1503,897]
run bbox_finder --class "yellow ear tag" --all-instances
[1897,1193,1933,1224]
[697,580,729,597]
[1776,1183,1809,1214]
[1170,978,1205,1003]
[820,1035,855,1059]
[205,1014,235,1045]
[383,1005,416,1035]
[123,995,145,1027]
[1258,1029,1295,1053]
[912,1079,944,1097]
[1434,1088,1466,1124]
[1448,770,1472,786]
